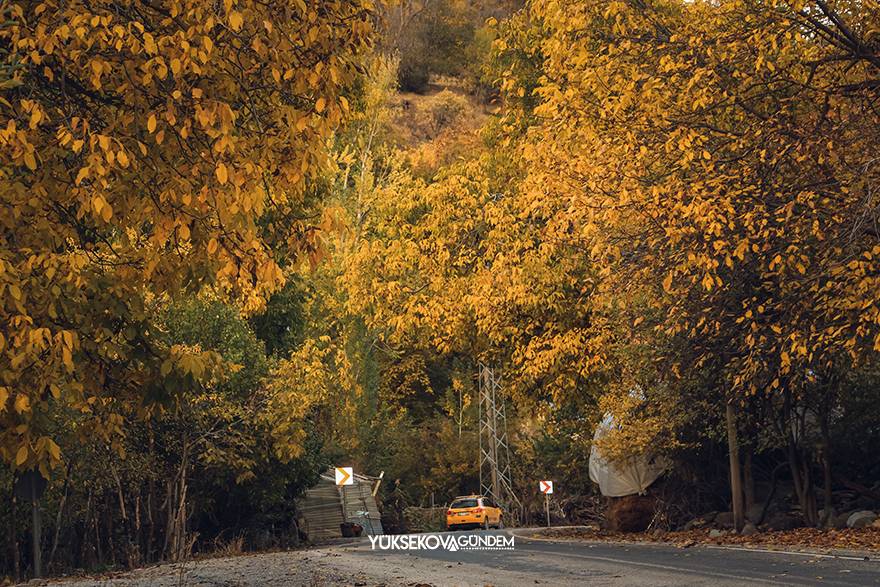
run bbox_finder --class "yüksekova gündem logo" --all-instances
[369,533,515,552]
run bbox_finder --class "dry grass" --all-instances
[209,534,246,557]
[388,82,489,177]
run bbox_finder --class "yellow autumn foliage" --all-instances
[0,0,375,475]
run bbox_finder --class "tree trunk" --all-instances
[93,496,102,566]
[79,489,92,568]
[48,463,72,570]
[782,389,818,526]
[726,401,745,532]
[164,433,190,563]
[162,478,175,560]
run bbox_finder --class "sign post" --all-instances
[539,480,553,528]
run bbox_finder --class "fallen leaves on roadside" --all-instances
[533,526,880,552]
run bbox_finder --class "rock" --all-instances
[766,513,801,531]
[833,512,852,529]
[846,510,878,529]
[741,522,758,536]
[605,494,656,533]
[872,518,880,529]
[709,529,726,538]
[715,512,735,528]
[682,518,703,531]
[746,503,766,524]
[702,511,718,523]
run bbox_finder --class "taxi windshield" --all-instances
[450,499,479,509]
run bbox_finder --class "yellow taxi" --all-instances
[445,495,503,531]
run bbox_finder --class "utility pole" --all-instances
[478,363,521,522]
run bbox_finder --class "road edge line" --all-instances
[508,528,880,562]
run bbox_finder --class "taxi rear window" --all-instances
[450,499,478,509]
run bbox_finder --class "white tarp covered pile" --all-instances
[588,412,668,497]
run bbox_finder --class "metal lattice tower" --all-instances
[478,363,521,519]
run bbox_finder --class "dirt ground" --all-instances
[37,543,530,587]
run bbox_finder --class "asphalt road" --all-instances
[336,528,880,586]
[46,528,880,586]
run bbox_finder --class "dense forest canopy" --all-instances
[3,0,880,580]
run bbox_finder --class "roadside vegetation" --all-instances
[2,0,880,582]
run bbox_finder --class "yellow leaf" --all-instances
[147,114,157,133]
[662,273,673,292]
[47,439,61,461]
[14,394,30,414]
[229,11,243,31]
[24,151,36,170]
[216,163,228,184]
[62,347,73,370]
[315,97,326,113]
[15,446,28,466]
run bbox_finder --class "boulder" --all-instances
[746,503,766,524]
[715,511,735,528]
[765,513,801,531]
[605,494,656,533]
[832,512,851,529]
[682,518,704,531]
[846,510,877,529]
[709,529,726,539]
[741,522,758,536]
[872,518,880,529]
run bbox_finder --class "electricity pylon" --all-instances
[478,363,521,521]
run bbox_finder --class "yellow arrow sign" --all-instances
[335,466,353,486]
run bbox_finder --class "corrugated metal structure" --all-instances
[298,469,384,541]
